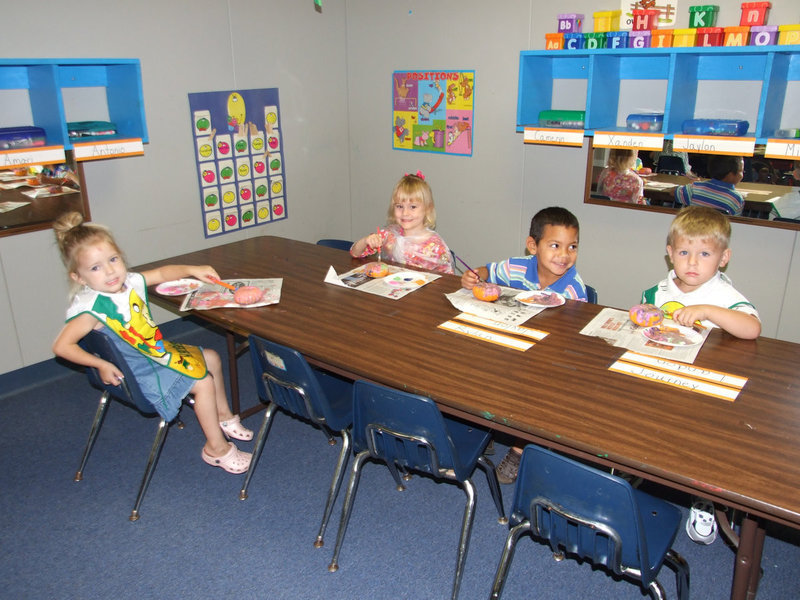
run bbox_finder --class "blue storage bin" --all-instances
[681,119,749,136]
[0,126,46,150]
[626,113,663,132]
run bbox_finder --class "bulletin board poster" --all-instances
[392,70,474,157]
[188,88,287,238]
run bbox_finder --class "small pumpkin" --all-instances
[233,286,264,305]
[365,262,389,278]
[472,282,501,302]
[629,303,664,327]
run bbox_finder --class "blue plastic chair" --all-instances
[75,329,193,522]
[316,238,353,251]
[489,444,690,600]
[586,285,598,304]
[243,334,353,548]
[328,380,507,600]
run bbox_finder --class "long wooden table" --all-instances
[138,236,800,600]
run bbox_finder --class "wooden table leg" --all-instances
[731,514,765,600]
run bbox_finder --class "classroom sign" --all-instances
[188,88,287,238]
[392,70,474,157]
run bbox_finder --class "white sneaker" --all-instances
[686,498,717,544]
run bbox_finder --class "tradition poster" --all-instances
[392,70,474,156]
[188,88,287,237]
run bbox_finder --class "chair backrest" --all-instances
[656,155,686,175]
[585,285,598,304]
[248,334,349,430]
[79,329,158,416]
[316,238,353,251]
[511,445,653,584]
[352,380,468,480]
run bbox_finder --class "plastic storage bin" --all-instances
[724,26,751,46]
[0,126,46,149]
[538,110,585,128]
[697,27,725,46]
[778,24,800,46]
[740,2,770,26]
[673,29,698,47]
[750,25,777,45]
[626,113,664,131]
[558,14,584,33]
[593,10,621,33]
[682,119,749,136]
[689,5,719,28]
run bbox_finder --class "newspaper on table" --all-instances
[444,287,547,326]
[179,278,282,311]
[324,263,440,299]
[579,307,711,363]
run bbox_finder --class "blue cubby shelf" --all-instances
[0,58,148,158]
[517,45,800,144]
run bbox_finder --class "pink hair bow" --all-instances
[405,170,425,180]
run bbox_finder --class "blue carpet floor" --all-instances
[1,318,798,600]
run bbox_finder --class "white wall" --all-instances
[1,0,798,375]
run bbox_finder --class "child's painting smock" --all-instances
[66,272,206,420]
[353,224,454,274]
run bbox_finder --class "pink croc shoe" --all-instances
[219,414,253,441]
[202,442,252,474]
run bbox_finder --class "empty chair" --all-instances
[328,380,507,600]
[490,444,689,600]
[585,285,598,304]
[656,155,687,176]
[316,238,353,251]
[243,334,353,548]
[75,329,193,522]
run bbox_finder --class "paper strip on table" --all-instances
[438,320,535,351]
[453,312,549,341]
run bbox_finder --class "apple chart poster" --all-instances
[188,88,287,237]
[392,70,474,156]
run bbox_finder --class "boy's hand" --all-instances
[98,361,124,386]
[460,266,487,289]
[671,305,708,327]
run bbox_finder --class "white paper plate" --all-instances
[155,279,203,296]
[385,271,426,288]
[642,324,703,347]
[515,290,566,308]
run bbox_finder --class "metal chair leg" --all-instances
[477,455,507,524]
[314,429,351,548]
[452,479,477,600]
[665,549,691,600]
[489,520,530,600]
[130,418,169,521]
[328,449,369,572]
[74,391,111,482]
[239,402,278,500]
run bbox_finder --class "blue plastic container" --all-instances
[0,126,46,150]
[626,113,664,131]
[681,119,749,136]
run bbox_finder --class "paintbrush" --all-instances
[209,277,236,291]
[452,253,481,282]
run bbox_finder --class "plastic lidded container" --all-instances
[682,119,749,136]
[626,113,664,131]
[538,110,585,128]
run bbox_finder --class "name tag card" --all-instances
[609,351,747,401]
[593,131,664,151]
[73,138,144,161]
[523,127,584,147]
[764,139,800,160]
[454,312,549,341]
[438,312,550,351]
[0,146,66,169]
[673,135,755,156]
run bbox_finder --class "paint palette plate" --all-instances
[515,290,565,308]
[642,324,703,347]
[155,279,204,296]
[385,271,427,288]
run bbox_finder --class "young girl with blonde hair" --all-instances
[52,212,252,473]
[596,148,645,204]
[351,171,454,274]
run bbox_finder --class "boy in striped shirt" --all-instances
[674,155,745,216]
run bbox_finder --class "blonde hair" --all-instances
[386,173,436,228]
[668,206,731,249]
[53,212,125,295]
[607,148,637,172]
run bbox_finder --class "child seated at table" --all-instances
[350,171,454,274]
[461,206,588,483]
[674,155,745,216]
[596,148,645,204]
[641,205,760,544]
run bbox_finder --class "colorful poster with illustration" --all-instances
[392,70,474,157]
[188,88,287,238]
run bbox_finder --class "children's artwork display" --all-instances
[188,88,287,237]
[392,70,475,157]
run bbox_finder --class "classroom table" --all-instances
[138,235,800,600]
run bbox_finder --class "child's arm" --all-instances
[350,232,383,258]
[460,266,489,289]
[672,304,761,340]
[140,264,221,287]
[52,313,124,386]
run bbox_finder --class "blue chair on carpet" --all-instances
[316,238,353,251]
[328,380,507,600]
[75,329,193,522]
[242,334,353,548]
[489,444,690,600]
[586,285,598,304]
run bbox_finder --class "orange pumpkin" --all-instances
[629,303,663,327]
[472,282,501,302]
[365,262,389,278]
